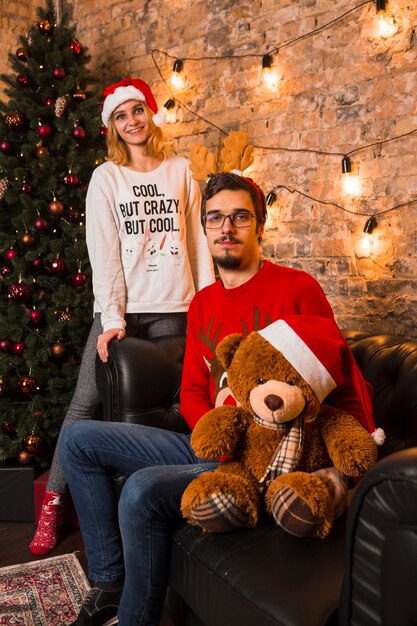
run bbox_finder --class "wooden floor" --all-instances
[0,520,174,626]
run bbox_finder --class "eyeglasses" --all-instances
[203,212,256,229]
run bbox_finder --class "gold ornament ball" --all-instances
[17,375,37,395]
[21,231,35,246]
[36,145,50,158]
[52,343,66,358]
[6,111,25,130]
[48,199,64,215]
[37,19,53,34]
[22,433,43,454]
[73,88,87,101]
[16,47,29,61]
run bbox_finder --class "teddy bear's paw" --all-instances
[189,492,255,533]
[269,485,322,538]
[266,473,334,538]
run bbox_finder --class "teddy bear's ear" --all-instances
[216,334,244,369]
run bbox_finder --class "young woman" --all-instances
[30,77,214,555]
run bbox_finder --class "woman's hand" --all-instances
[97,328,126,363]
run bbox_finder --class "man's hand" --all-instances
[97,328,126,363]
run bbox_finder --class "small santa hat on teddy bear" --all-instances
[101,77,166,128]
[258,316,385,445]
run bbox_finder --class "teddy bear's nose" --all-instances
[264,394,283,411]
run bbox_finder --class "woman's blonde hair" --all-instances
[105,102,166,165]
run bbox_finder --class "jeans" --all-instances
[59,420,218,626]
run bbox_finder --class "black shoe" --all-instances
[70,584,122,625]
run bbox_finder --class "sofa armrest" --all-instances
[95,335,190,434]
[340,447,417,626]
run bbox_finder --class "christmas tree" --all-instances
[0,0,106,466]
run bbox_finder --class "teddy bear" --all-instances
[181,315,380,539]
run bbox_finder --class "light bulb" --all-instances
[341,174,362,196]
[374,12,397,37]
[261,54,279,91]
[356,233,373,257]
[171,59,185,90]
[163,99,177,124]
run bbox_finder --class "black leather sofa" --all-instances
[96,331,417,626]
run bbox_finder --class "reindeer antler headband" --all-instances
[190,130,266,222]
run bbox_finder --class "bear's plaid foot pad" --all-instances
[270,486,320,537]
[190,492,251,532]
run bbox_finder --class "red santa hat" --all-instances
[101,78,165,128]
[257,316,385,444]
[258,316,346,404]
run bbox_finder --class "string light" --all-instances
[266,191,277,206]
[340,156,362,197]
[162,98,177,123]
[356,216,378,257]
[261,54,278,91]
[171,59,185,90]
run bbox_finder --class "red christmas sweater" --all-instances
[179,260,375,433]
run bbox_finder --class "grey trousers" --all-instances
[46,312,187,493]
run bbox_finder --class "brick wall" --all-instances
[2,0,417,337]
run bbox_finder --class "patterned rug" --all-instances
[0,552,90,625]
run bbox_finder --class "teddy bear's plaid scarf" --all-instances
[258,417,304,487]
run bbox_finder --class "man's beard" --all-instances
[212,235,242,270]
[213,254,242,270]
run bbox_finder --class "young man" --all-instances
[60,172,374,626]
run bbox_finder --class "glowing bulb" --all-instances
[261,54,279,91]
[341,174,362,196]
[171,59,185,90]
[356,233,373,257]
[374,12,397,37]
[162,99,177,124]
[340,156,362,196]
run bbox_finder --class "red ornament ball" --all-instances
[1,266,12,277]
[64,172,80,187]
[32,256,44,272]
[53,66,65,80]
[68,209,81,223]
[43,97,55,106]
[100,126,108,138]
[8,283,30,302]
[17,74,31,87]
[1,139,12,153]
[21,182,32,193]
[72,271,87,287]
[23,433,43,454]
[30,309,43,325]
[18,450,33,465]
[50,258,65,273]
[5,248,18,260]
[35,217,48,231]
[0,381,8,396]
[70,39,81,54]
[73,125,86,139]
[13,341,26,355]
[2,421,16,437]
[38,123,52,138]
[0,339,13,352]
[48,200,64,215]
[17,375,37,394]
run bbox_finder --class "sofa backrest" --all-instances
[343,331,417,458]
